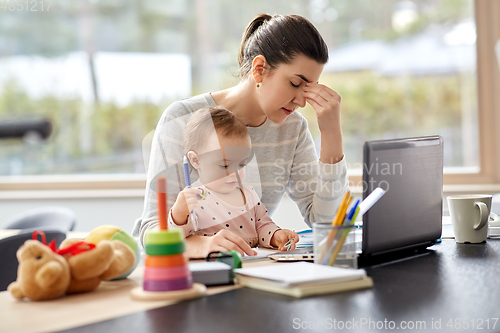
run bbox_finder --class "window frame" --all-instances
[349,0,500,193]
[1,0,499,196]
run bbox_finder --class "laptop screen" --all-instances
[362,136,443,256]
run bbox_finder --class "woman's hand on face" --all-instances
[205,229,258,257]
[303,82,342,132]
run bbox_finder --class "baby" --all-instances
[169,106,298,256]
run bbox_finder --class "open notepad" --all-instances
[241,247,278,262]
[235,262,373,298]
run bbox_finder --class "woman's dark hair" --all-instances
[238,14,329,77]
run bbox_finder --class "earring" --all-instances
[257,83,260,88]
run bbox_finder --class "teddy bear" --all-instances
[59,238,135,294]
[8,226,137,301]
[8,239,71,301]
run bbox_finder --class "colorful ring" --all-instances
[143,275,193,292]
[145,228,185,245]
[145,242,185,256]
[144,266,190,281]
[197,187,208,200]
[145,254,188,267]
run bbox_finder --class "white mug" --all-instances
[447,194,494,243]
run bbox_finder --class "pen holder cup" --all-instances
[313,223,357,269]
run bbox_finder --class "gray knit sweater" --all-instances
[132,93,349,245]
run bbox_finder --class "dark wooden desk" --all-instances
[60,239,500,333]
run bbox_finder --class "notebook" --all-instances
[269,136,443,266]
[235,262,373,298]
[241,248,279,262]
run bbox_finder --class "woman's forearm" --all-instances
[185,235,208,258]
[319,129,344,164]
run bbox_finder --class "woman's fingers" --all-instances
[304,89,340,109]
[302,83,342,132]
[315,83,339,99]
[222,230,255,256]
[306,82,339,98]
[303,86,331,104]
[303,83,341,108]
[212,239,245,256]
[211,230,255,256]
[305,97,322,110]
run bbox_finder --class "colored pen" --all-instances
[322,200,359,265]
[317,192,352,264]
[333,192,352,226]
[358,187,386,216]
[341,199,360,226]
[327,201,360,266]
[325,188,384,265]
[183,156,191,187]
[183,155,195,222]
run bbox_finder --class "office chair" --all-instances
[0,120,76,230]
[0,119,52,140]
[4,206,77,233]
[0,227,66,291]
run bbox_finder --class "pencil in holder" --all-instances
[313,223,357,269]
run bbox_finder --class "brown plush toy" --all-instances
[8,240,71,301]
[59,239,135,294]
[8,231,135,301]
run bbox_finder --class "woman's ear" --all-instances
[251,55,267,84]
[187,151,200,170]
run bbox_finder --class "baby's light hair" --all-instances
[184,106,249,155]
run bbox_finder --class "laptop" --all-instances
[268,135,444,266]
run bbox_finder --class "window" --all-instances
[0,0,499,191]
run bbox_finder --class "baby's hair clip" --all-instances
[284,237,295,251]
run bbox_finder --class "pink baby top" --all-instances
[168,182,280,248]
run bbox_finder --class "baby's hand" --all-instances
[171,186,208,225]
[182,186,207,212]
[270,229,299,251]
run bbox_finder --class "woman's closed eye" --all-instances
[291,82,300,88]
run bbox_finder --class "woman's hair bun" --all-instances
[237,14,328,78]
